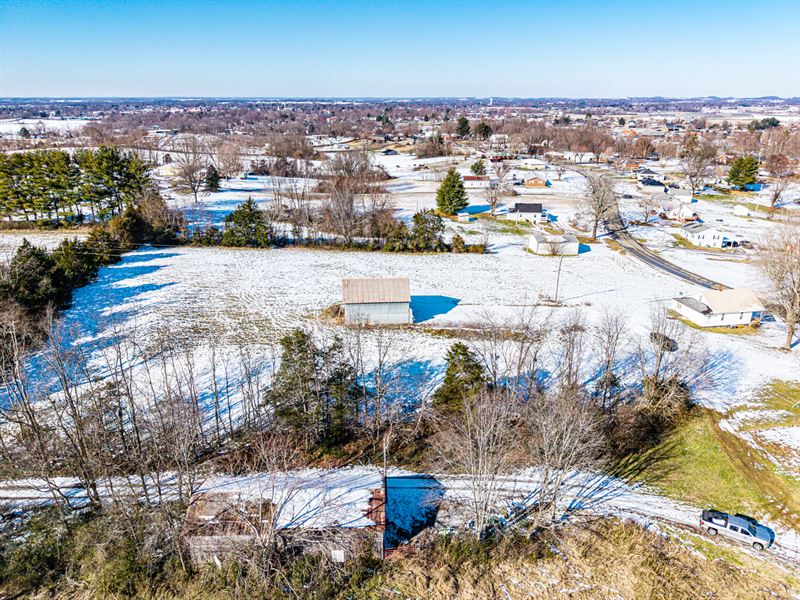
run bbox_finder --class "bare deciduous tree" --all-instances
[760,223,800,350]
[435,390,520,538]
[580,172,617,239]
[173,137,208,202]
[592,308,627,411]
[679,136,717,195]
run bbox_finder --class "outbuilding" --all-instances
[342,277,412,325]
[672,288,765,328]
[528,229,580,255]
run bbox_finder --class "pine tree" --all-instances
[221,197,271,247]
[474,122,493,140]
[456,116,470,138]
[432,342,486,412]
[205,164,221,192]
[470,159,487,176]
[618,117,626,126]
[410,210,445,251]
[436,168,469,214]
[728,155,759,189]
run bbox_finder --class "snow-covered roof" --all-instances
[193,468,385,530]
[530,230,578,244]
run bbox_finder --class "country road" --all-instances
[604,208,729,290]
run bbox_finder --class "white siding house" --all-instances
[528,230,580,255]
[681,222,727,248]
[342,278,412,325]
[672,288,765,328]
[504,202,545,224]
[659,194,696,221]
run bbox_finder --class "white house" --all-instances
[504,202,545,224]
[528,230,580,255]
[681,222,728,248]
[462,175,491,189]
[659,194,696,221]
[672,288,765,328]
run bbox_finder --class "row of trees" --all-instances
[0,147,150,222]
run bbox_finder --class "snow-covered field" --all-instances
[0,118,93,135]
[0,231,88,257]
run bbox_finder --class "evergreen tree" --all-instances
[436,169,469,214]
[450,233,467,253]
[728,155,759,188]
[204,165,221,192]
[456,116,470,138]
[410,210,445,251]
[18,127,30,139]
[618,117,626,126]
[3,240,66,311]
[474,122,493,140]
[221,198,271,247]
[470,159,487,176]
[51,238,100,290]
[432,342,486,412]
[267,329,357,445]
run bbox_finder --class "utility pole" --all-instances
[554,254,565,302]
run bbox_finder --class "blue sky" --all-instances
[1,0,798,98]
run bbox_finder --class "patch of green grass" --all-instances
[474,213,531,235]
[667,310,757,335]
[653,412,769,515]
[670,234,694,249]
[739,381,800,431]
[651,408,800,527]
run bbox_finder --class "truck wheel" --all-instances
[706,527,718,536]
[752,542,764,551]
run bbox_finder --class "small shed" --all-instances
[342,278,412,325]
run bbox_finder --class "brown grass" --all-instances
[378,521,798,599]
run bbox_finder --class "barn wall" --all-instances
[344,302,412,325]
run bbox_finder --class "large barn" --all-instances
[341,277,412,325]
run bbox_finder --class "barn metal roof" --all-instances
[342,277,410,304]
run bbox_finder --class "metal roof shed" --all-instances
[341,278,412,325]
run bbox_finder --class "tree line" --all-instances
[0,147,150,223]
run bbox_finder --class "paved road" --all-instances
[604,209,729,290]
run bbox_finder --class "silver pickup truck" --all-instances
[700,509,774,551]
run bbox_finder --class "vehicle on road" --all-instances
[700,509,774,551]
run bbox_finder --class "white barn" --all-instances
[528,230,580,255]
[342,278,412,325]
[672,288,765,328]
